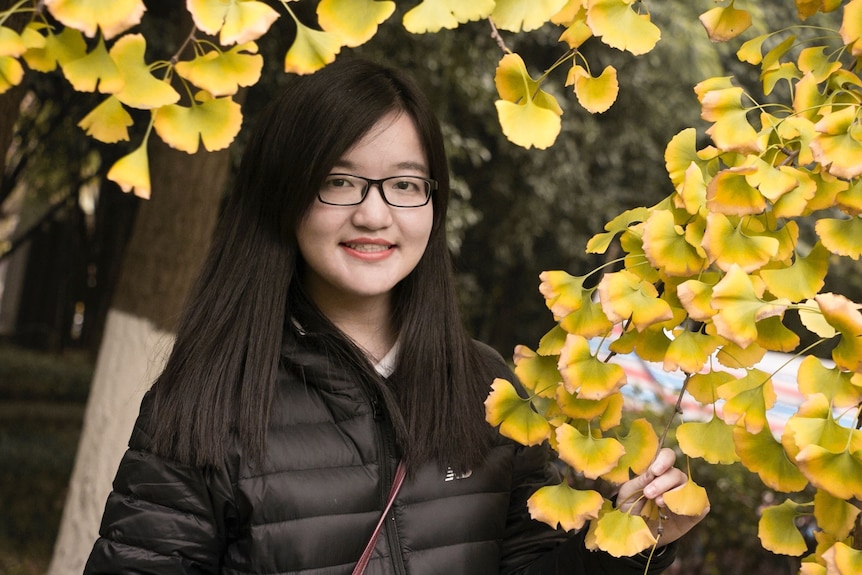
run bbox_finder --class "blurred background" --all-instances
[0,1,856,573]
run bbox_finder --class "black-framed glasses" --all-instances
[318,173,436,208]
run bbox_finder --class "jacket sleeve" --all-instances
[499,441,677,575]
[84,393,235,575]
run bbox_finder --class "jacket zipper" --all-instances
[370,392,407,575]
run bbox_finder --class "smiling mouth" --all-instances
[342,242,394,252]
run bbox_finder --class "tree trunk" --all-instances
[46,138,230,575]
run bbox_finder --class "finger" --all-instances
[643,468,687,505]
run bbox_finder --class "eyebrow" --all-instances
[332,160,429,174]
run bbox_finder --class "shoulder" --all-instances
[470,339,516,382]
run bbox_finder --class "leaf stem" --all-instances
[487,18,511,54]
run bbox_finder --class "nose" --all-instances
[351,183,393,229]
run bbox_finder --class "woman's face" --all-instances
[296,111,434,313]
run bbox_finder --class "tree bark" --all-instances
[46,138,230,575]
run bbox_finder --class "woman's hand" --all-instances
[615,447,709,546]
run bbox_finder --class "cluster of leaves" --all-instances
[485,0,862,571]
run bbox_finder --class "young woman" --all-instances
[84,57,704,574]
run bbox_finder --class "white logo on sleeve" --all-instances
[444,467,473,482]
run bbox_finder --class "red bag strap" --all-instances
[351,461,407,575]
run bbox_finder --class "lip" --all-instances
[340,238,395,261]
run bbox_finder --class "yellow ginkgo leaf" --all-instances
[284,20,342,75]
[814,292,862,372]
[676,162,709,214]
[21,26,86,73]
[663,476,710,516]
[527,482,604,531]
[318,0,395,47]
[814,489,861,541]
[715,338,767,369]
[0,56,23,94]
[756,315,800,353]
[839,0,862,56]
[706,165,766,216]
[188,0,279,46]
[663,329,720,374]
[795,445,862,500]
[78,96,133,143]
[154,93,243,154]
[0,27,26,58]
[733,426,809,492]
[402,0,495,33]
[810,105,862,179]
[717,368,776,434]
[699,85,761,153]
[797,355,862,408]
[558,334,626,399]
[703,212,779,273]
[555,390,618,422]
[677,416,740,464]
[600,419,659,484]
[485,378,552,446]
[760,242,829,302]
[537,324,568,356]
[586,207,649,254]
[44,0,145,39]
[492,0,568,32]
[677,278,717,322]
[109,34,179,110]
[783,394,862,456]
[539,270,587,317]
[62,36,123,94]
[597,270,673,332]
[559,295,614,339]
[107,140,151,199]
[687,370,734,405]
[513,345,561,398]
[736,32,773,65]
[608,324,671,363]
[558,7,592,49]
[699,1,752,42]
[758,499,808,556]
[710,264,789,348]
[815,216,862,261]
[586,0,661,56]
[592,507,657,557]
[642,209,707,277]
[175,42,263,97]
[494,53,562,149]
[823,542,862,575]
[837,178,862,216]
[566,64,618,114]
[556,423,625,479]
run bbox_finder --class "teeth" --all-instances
[345,243,391,252]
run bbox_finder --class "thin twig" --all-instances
[654,373,689,461]
[488,18,511,54]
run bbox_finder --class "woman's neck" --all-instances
[315,296,396,363]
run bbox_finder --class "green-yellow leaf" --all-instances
[0,27,26,58]
[810,105,862,179]
[154,93,242,154]
[597,270,673,332]
[175,42,263,97]
[677,416,740,464]
[677,278,718,322]
[795,445,862,500]
[513,345,561,398]
[699,1,752,42]
[663,476,710,516]
[539,270,587,317]
[527,482,604,531]
[21,26,86,73]
[733,426,809,492]
[78,96,133,143]
[188,0,279,45]
[402,0,495,33]
[703,213,780,273]
[493,54,562,150]
[109,34,179,110]
[717,368,776,434]
[699,85,761,153]
[492,0,568,32]
[537,324,568,356]
[815,216,862,261]
[485,378,552,446]
[0,56,23,94]
[586,0,660,56]
[62,36,123,94]
[758,499,808,556]
[107,140,151,199]
[586,207,649,254]
[823,542,862,575]
[814,489,861,541]
[284,21,342,75]
[559,294,614,339]
[601,419,659,484]
[797,355,862,408]
[556,423,625,479]
[760,242,829,301]
[641,209,707,277]
[841,0,862,56]
[592,507,657,557]
[318,0,395,47]
[566,64,618,114]
[815,292,862,372]
[710,264,789,348]
[706,165,766,216]
[687,370,734,405]
[663,329,720,373]
[44,0,145,39]
[558,334,626,399]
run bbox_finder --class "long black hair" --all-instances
[148,57,496,472]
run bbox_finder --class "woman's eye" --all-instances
[327,178,352,188]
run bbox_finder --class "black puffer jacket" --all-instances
[85,331,676,574]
